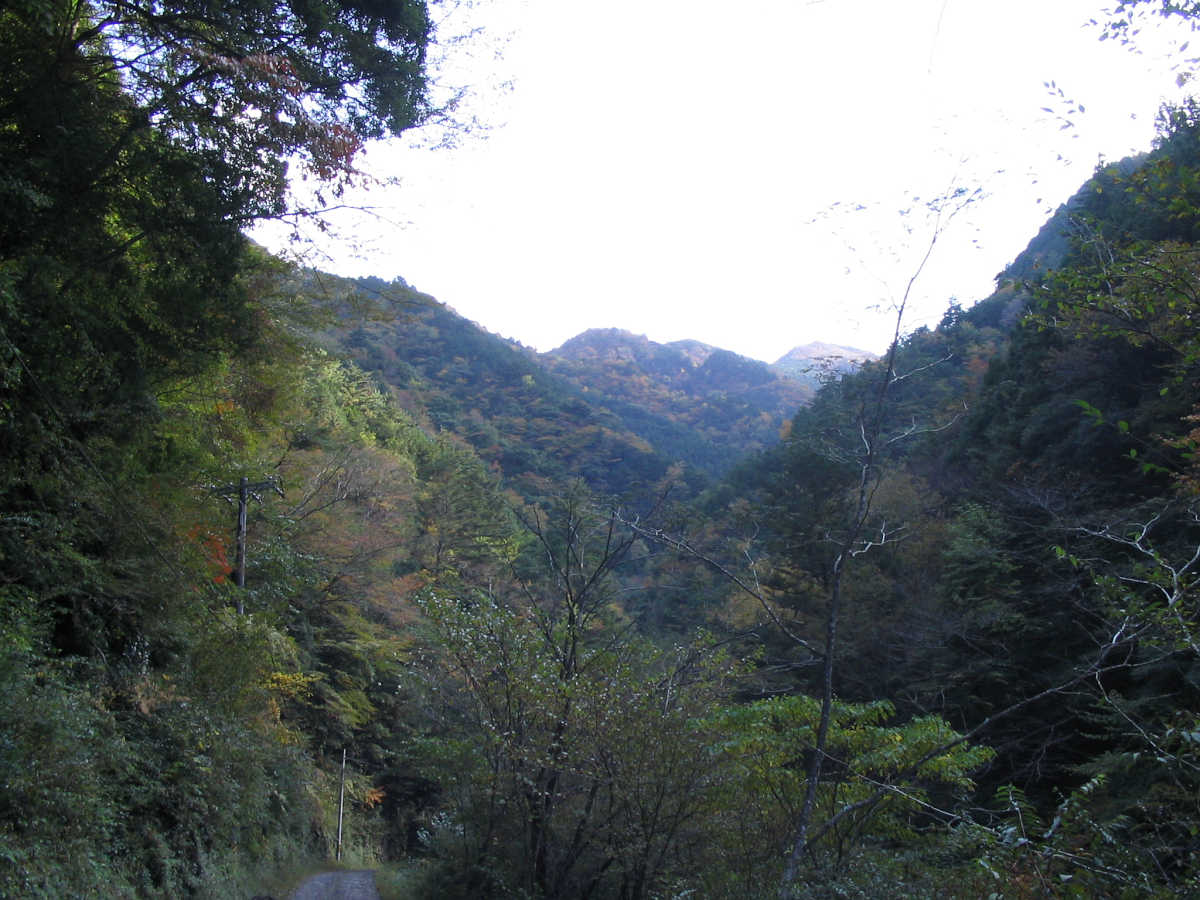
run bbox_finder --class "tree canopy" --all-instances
[2,0,434,222]
[10,1,1200,897]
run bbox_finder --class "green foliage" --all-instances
[701,694,993,889]
[12,1,1200,891]
[407,492,741,899]
[3,0,434,222]
[0,653,133,897]
[335,289,799,501]
[0,608,321,897]
[0,21,450,877]
[412,590,733,898]
[700,106,1200,896]
[544,332,812,477]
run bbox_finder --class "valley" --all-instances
[3,3,1200,897]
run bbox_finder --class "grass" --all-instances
[374,860,434,900]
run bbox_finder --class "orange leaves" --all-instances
[184,523,233,583]
[191,49,304,98]
[304,122,365,183]
[362,786,385,809]
[189,46,367,187]
[241,53,304,99]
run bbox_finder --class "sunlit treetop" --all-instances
[4,0,438,220]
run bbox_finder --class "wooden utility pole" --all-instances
[210,475,283,613]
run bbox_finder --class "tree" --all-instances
[0,0,445,644]
[3,0,435,222]
[0,0,442,441]
[703,695,993,893]
[410,487,739,899]
[626,187,986,898]
[0,2,459,892]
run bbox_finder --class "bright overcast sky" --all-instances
[256,0,1194,362]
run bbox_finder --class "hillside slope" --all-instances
[544,328,812,475]
[334,290,817,494]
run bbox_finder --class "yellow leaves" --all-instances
[263,670,319,701]
[363,786,385,809]
[472,533,523,566]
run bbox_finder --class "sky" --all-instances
[255,0,1196,363]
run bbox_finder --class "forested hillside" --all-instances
[333,284,709,499]
[544,328,813,474]
[5,0,1200,898]
[335,301,814,493]
[709,103,1200,895]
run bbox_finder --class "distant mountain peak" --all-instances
[774,342,876,365]
[771,342,877,386]
[550,329,732,372]
[539,328,812,473]
[664,338,718,367]
[551,328,654,363]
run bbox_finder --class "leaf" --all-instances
[1073,399,1104,424]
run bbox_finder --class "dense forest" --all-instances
[4,1,1200,898]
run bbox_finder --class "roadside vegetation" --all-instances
[4,1,1200,897]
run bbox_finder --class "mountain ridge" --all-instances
[551,326,875,370]
[334,296,835,494]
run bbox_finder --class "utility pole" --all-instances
[336,747,347,862]
[210,475,283,613]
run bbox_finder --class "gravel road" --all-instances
[287,869,380,900]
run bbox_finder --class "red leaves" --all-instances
[185,523,233,583]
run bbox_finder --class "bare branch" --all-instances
[891,351,955,384]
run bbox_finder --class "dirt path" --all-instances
[287,869,380,900]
